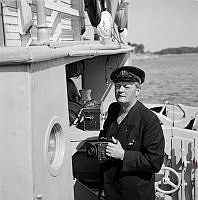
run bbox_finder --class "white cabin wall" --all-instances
[0,56,77,200]
[0,64,33,200]
[30,60,74,200]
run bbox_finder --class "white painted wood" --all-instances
[60,29,73,40]
[45,1,79,16]
[61,18,71,26]
[0,64,32,200]
[17,0,33,34]
[84,12,92,26]
[61,0,71,4]
[47,0,71,4]
[30,61,74,200]
[5,24,19,32]
[3,15,18,24]
[29,0,77,42]
[3,7,17,17]
[32,20,37,25]
[2,0,17,8]
[0,57,75,200]
[46,15,54,23]
[61,23,71,30]
[48,10,59,27]
[51,22,61,41]
[32,15,71,27]
[5,32,20,40]
[60,37,73,41]
[5,39,21,46]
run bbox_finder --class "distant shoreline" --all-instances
[131,53,159,60]
[131,52,198,60]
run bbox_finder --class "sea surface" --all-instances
[131,53,198,107]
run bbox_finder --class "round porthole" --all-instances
[45,117,65,176]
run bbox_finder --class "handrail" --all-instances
[0,41,132,65]
[32,0,79,17]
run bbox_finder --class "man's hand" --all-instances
[106,137,125,160]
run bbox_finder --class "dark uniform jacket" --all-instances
[99,101,165,200]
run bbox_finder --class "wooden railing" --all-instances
[0,0,83,46]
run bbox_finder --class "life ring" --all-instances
[96,10,113,39]
[85,0,113,39]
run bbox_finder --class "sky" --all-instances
[127,0,198,52]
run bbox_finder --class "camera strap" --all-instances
[106,121,119,139]
[98,163,105,200]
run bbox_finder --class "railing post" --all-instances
[194,138,198,200]
[36,0,49,44]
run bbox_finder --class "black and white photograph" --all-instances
[0,0,198,200]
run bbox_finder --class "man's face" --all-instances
[115,81,140,106]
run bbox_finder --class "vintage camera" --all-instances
[86,137,115,161]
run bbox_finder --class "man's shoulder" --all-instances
[137,101,159,120]
[109,102,120,110]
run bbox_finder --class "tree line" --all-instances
[128,42,198,55]
[153,46,198,55]
[128,42,145,53]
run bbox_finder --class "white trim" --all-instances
[3,15,18,24]
[61,18,71,26]
[52,23,62,41]
[3,7,17,17]
[48,10,59,27]
[5,32,20,40]
[60,0,71,4]
[6,39,21,46]
[45,1,79,17]
[5,24,19,32]
[61,24,71,30]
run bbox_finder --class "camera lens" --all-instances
[87,144,98,158]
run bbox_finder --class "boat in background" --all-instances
[146,101,198,131]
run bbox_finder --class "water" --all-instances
[132,54,198,106]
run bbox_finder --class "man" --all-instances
[99,65,165,200]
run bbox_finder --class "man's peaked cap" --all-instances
[110,65,145,84]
